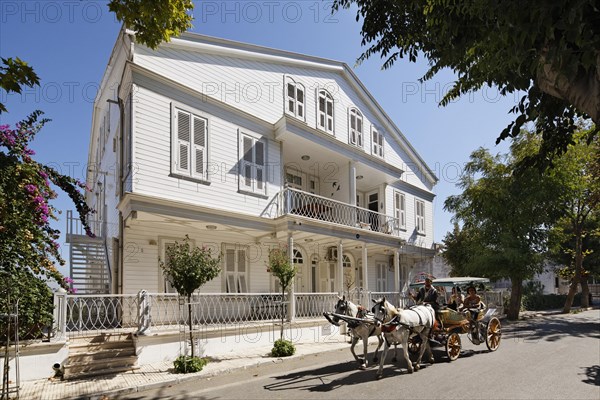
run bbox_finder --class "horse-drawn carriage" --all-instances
[408,277,502,361]
[323,277,502,378]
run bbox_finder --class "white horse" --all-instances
[371,297,435,379]
[326,296,392,369]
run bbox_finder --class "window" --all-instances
[348,108,363,147]
[371,127,384,158]
[394,191,406,230]
[286,77,305,119]
[224,244,248,293]
[171,105,208,181]
[317,89,334,133]
[293,249,304,292]
[416,199,426,234]
[376,261,387,292]
[239,132,266,196]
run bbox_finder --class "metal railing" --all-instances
[50,289,506,339]
[278,188,400,235]
[55,292,341,338]
[368,292,413,309]
[66,210,103,240]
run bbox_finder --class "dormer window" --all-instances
[349,108,363,147]
[317,89,334,133]
[371,127,384,158]
[286,77,305,119]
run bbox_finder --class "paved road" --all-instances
[117,309,600,399]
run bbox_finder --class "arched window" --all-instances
[348,108,363,147]
[285,77,305,119]
[317,89,334,133]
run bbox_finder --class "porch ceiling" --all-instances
[278,118,403,192]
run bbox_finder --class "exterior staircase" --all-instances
[63,333,138,380]
[66,210,111,294]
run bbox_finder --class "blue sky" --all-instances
[1,1,517,268]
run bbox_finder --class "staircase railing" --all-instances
[66,210,102,241]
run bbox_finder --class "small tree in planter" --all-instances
[268,246,297,357]
[159,235,221,372]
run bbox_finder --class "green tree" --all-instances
[332,0,600,166]
[545,131,600,311]
[159,235,221,358]
[268,247,297,340]
[108,0,194,50]
[444,137,560,320]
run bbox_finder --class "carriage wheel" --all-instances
[408,336,422,355]
[445,332,461,361]
[485,317,501,351]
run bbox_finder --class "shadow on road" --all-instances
[502,313,600,342]
[581,365,600,386]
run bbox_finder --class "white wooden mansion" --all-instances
[40,29,439,379]
[74,29,438,301]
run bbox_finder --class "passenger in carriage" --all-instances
[448,286,463,311]
[463,285,483,320]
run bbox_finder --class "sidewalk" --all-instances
[19,334,359,400]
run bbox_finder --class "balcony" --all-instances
[277,187,400,235]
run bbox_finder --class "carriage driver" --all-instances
[410,278,440,311]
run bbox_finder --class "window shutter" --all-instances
[193,116,206,177]
[177,111,191,173]
[297,86,304,117]
[255,141,265,191]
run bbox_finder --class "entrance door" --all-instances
[367,190,380,232]
[293,249,307,292]
[321,262,336,292]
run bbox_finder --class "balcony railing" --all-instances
[278,188,400,235]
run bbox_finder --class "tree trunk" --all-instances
[507,278,523,320]
[188,294,194,357]
[280,288,285,340]
[537,51,600,123]
[563,229,583,313]
[581,278,590,308]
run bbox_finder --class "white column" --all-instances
[362,245,369,305]
[337,241,344,295]
[287,235,295,322]
[394,249,400,293]
[349,161,357,206]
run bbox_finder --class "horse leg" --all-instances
[360,335,369,369]
[424,328,435,364]
[392,342,398,362]
[400,329,414,373]
[350,335,360,364]
[414,329,430,371]
[376,337,389,380]
[372,333,383,363]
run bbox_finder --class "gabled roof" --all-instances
[154,32,438,186]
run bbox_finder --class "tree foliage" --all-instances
[268,246,297,340]
[108,0,194,49]
[443,135,561,319]
[159,235,221,357]
[159,235,222,298]
[544,130,600,311]
[0,112,94,287]
[333,0,600,167]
